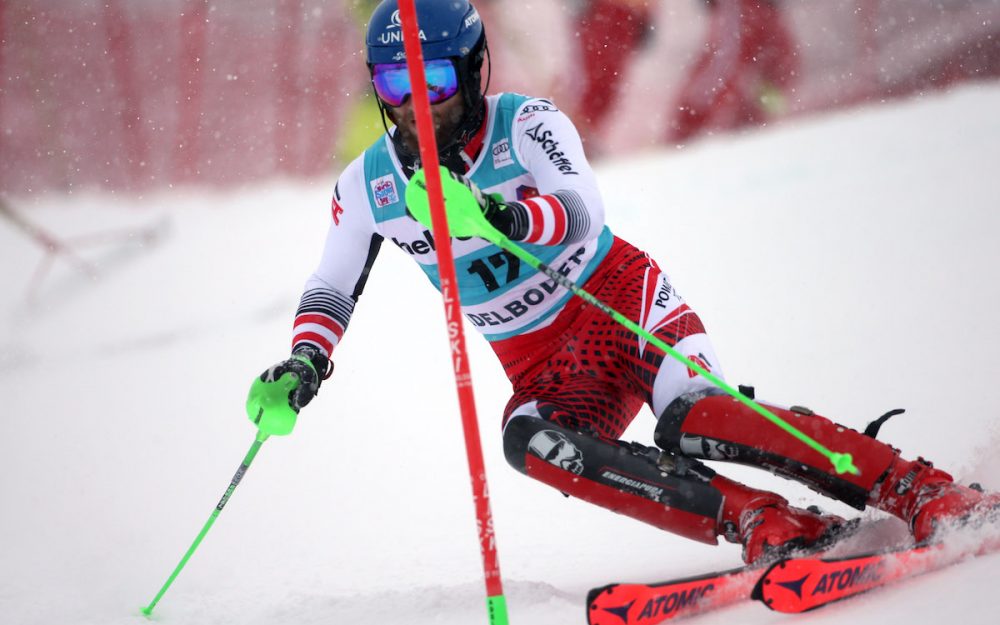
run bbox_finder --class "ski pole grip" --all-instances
[246,372,300,437]
[405,167,502,240]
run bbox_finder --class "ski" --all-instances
[586,516,904,624]
[752,527,1000,613]
[587,564,761,624]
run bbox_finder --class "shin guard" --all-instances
[655,391,898,509]
[503,414,723,544]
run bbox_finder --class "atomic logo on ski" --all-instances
[636,585,715,620]
[589,565,761,625]
[774,574,809,598]
[599,600,634,623]
[810,562,885,595]
[755,548,920,612]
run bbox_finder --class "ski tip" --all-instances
[750,560,784,606]
[586,584,619,625]
[586,583,617,606]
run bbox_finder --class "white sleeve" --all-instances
[291,158,383,356]
[509,99,605,245]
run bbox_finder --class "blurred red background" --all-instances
[2,0,998,195]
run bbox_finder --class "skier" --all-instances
[251,0,998,564]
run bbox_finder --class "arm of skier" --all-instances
[431,99,604,245]
[253,160,383,415]
[502,98,606,245]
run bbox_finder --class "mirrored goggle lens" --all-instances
[372,59,459,107]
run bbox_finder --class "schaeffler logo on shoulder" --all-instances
[525,122,578,175]
[370,174,399,207]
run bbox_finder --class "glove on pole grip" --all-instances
[246,371,301,437]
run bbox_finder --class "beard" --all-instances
[390,99,467,155]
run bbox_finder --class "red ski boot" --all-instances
[712,475,847,563]
[658,390,999,546]
[872,456,1000,542]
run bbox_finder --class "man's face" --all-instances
[384,90,467,154]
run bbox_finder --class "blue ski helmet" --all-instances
[365,0,487,110]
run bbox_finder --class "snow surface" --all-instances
[2,83,999,625]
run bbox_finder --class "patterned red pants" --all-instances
[491,236,722,439]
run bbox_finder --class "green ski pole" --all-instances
[141,431,268,616]
[406,167,859,477]
[142,370,302,616]
[495,242,857,475]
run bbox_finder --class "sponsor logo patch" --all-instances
[370,174,399,207]
[380,11,425,44]
[637,271,687,355]
[600,470,664,501]
[525,122,578,175]
[522,102,557,114]
[810,563,885,595]
[528,430,584,475]
[492,138,512,169]
[679,435,740,461]
[636,584,715,620]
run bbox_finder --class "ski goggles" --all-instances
[371,59,460,107]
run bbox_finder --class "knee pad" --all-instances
[503,410,586,476]
[654,388,728,452]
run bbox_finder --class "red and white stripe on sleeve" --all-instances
[291,288,354,356]
[520,194,568,245]
[511,189,594,246]
[292,313,344,355]
[511,98,605,246]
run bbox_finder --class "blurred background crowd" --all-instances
[3,0,999,195]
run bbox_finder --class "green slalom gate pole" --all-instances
[406,168,859,477]
[141,430,269,616]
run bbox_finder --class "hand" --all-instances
[448,171,518,237]
[246,345,331,436]
[262,347,328,411]
[404,166,523,239]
